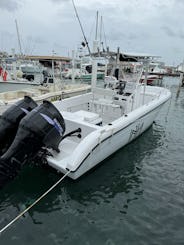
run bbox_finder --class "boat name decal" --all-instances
[128,122,144,142]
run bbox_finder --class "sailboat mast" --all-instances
[15,19,23,56]
[99,15,102,50]
[95,11,99,41]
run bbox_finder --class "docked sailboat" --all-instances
[0,58,171,187]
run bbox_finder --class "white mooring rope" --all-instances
[0,170,71,235]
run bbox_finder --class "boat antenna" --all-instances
[99,15,102,50]
[95,11,99,41]
[101,17,108,50]
[71,0,91,56]
[15,19,23,57]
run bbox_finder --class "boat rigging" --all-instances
[71,0,91,56]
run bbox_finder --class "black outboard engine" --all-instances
[0,100,65,188]
[0,96,37,155]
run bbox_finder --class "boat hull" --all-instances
[48,96,169,179]
[68,103,162,179]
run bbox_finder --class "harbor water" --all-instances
[0,83,39,93]
[0,77,184,244]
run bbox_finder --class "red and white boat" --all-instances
[140,74,163,86]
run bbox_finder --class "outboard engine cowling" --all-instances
[0,96,37,155]
[0,100,65,188]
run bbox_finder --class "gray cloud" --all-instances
[127,33,141,40]
[152,0,170,8]
[107,30,123,42]
[0,0,21,11]
[179,32,184,39]
[0,0,183,64]
[174,0,184,6]
[172,46,183,54]
[50,0,69,2]
[161,26,176,37]
[161,25,184,40]
[0,30,17,51]
[23,35,48,55]
[1,30,14,39]
[33,36,47,45]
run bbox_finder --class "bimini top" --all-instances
[88,50,161,62]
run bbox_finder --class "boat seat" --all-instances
[91,98,120,109]
[73,110,102,125]
[62,110,102,126]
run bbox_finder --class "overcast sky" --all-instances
[0,0,183,65]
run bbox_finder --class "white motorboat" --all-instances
[0,59,171,187]
[47,80,170,179]
[0,62,44,85]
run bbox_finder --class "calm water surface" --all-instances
[0,83,39,93]
[0,77,184,245]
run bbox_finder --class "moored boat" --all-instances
[47,79,171,179]
[0,59,171,187]
[140,74,163,86]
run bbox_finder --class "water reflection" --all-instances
[65,123,165,202]
[0,123,165,226]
